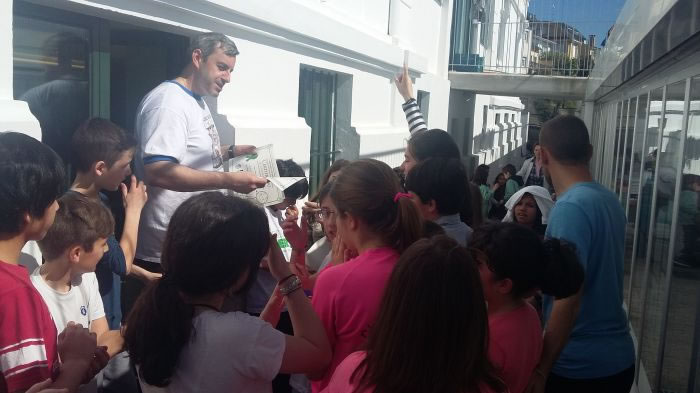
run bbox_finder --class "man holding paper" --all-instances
[133,32,266,270]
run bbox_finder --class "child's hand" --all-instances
[26,379,68,393]
[330,236,356,266]
[57,322,97,379]
[394,62,414,102]
[267,234,292,281]
[82,346,109,384]
[120,175,148,212]
[282,215,307,251]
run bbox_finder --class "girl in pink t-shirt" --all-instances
[310,159,423,392]
[469,223,584,393]
[323,235,506,393]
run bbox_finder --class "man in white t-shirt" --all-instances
[133,32,267,272]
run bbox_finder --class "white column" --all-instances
[3,2,44,268]
[0,1,42,140]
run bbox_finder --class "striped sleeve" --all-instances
[0,287,55,392]
[402,98,428,135]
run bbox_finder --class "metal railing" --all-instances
[449,0,616,77]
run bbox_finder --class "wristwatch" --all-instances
[227,145,235,160]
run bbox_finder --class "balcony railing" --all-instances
[449,0,615,77]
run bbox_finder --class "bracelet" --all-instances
[280,275,302,296]
[278,274,295,285]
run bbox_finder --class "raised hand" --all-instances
[282,215,307,251]
[394,62,414,102]
[120,175,148,212]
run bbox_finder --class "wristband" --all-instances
[278,273,295,285]
[280,275,302,296]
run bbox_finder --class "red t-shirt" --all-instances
[311,247,399,393]
[0,262,58,393]
[488,303,543,393]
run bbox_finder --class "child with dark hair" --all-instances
[33,193,120,390]
[469,222,584,393]
[246,158,309,393]
[124,192,330,392]
[0,132,99,393]
[310,159,423,392]
[503,186,555,238]
[488,173,508,220]
[405,158,472,245]
[324,235,505,393]
[474,164,501,220]
[502,164,523,202]
[70,117,156,331]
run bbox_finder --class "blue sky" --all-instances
[528,0,626,47]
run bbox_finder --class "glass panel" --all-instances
[623,95,645,303]
[614,101,626,194]
[628,88,662,341]
[639,79,687,390]
[619,99,634,203]
[13,15,90,169]
[659,76,700,392]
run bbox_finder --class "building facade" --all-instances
[449,0,529,172]
[586,0,700,391]
[5,0,454,190]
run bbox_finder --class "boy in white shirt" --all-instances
[32,192,123,389]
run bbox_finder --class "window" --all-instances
[416,90,430,121]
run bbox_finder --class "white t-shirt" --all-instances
[140,310,285,393]
[30,268,104,393]
[134,81,224,263]
[246,207,293,314]
[30,268,105,332]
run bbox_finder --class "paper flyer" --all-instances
[229,144,306,206]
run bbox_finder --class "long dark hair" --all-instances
[330,159,422,253]
[473,164,490,186]
[352,235,505,393]
[470,223,583,299]
[124,192,270,387]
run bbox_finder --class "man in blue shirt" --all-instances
[530,115,635,393]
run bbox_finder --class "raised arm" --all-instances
[395,63,428,135]
[266,235,331,375]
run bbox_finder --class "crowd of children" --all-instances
[1,33,635,393]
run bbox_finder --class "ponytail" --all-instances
[539,238,584,299]
[124,277,195,387]
[389,196,423,252]
[331,159,423,253]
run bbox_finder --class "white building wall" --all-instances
[4,0,453,171]
[450,0,527,167]
[4,0,453,264]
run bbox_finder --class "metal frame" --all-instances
[653,77,691,390]
[634,84,667,384]
[626,93,649,309]
[618,99,632,201]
